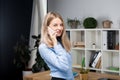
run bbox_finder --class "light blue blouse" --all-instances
[38,42,74,80]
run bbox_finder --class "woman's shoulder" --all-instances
[39,42,47,49]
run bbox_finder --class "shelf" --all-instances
[72,47,85,50]
[67,28,120,74]
[72,64,81,68]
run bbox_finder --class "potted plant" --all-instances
[67,18,80,29]
[13,35,32,76]
[31,34,49,73]
[83,17,97,28]
[79,57,89,80]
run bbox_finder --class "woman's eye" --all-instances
[60,24,63,27]
[53,24,57,26]
[53,23,63,27]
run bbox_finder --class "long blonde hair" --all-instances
[41,12,71,52]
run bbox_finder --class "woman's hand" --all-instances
[48,27,57,46]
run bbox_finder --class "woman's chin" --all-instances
[56,33,62,37]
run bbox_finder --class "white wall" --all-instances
[48,0,120,29]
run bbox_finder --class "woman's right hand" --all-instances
[48,27,57,46]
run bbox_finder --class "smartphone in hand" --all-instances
[48,27,55,34]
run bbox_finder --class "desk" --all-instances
[23,70,120,80]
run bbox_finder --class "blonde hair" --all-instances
[41,12,71,52]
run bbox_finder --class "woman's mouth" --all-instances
[56,30,62,36]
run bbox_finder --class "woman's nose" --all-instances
[57,26,62,30]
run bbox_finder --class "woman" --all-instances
[38,12,74,80]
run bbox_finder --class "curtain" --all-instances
[28,0,47,68]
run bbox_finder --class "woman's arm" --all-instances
[38,43,71,72]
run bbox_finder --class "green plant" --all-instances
[31,34,49,73]
[80,57,89,74]
[67,18,80,28]
[13,35,31,71]
[83,17,97,28]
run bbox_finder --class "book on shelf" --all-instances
[108,66,119,71]
[102,31,107,50]
[95,57,101,69]
[107,31,116,49]
[91,51,102,68]
[89,51,99,67]
[102,31,116,50]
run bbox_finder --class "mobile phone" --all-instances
[48,27,55,34]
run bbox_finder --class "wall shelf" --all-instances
[66,28,120,75]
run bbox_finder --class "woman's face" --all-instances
[49,18,64,37]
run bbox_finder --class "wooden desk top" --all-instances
[23,70,120,80]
